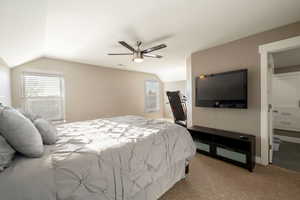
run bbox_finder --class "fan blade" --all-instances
[144,53,163,58]
[142,44,167,54]
[118,41,135,52]
[107,53,133,55]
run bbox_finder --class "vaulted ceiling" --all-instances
[1,0,300,81]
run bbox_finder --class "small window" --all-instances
[145,80,160,112]
[22,72,65,122]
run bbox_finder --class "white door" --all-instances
[268,54,275,163]
[272,73,300,132]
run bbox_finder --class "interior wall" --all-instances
[191,21,300,156]
[274,65,300,74]
[163,80,186,118]
[11,57,164,122]
[273,47,300,74]
[0,60,11,106]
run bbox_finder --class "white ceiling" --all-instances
[273,48,300,68]
[1,0,300,81]
[0,0,47,67]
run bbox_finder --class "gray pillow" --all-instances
[0,107,44,158]
[0,135,15,172]
[17,109,41,122]
[34,118,57,145]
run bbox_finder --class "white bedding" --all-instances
[0,116,196,200]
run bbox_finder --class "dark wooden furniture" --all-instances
[188,126,256,172]
[166,91,187,127]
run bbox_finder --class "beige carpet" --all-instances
[160,154,300,200]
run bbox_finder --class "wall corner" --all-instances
[186,55,193,127]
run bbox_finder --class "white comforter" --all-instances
[0,116,195,200]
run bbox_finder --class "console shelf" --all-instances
[188,126,256,172]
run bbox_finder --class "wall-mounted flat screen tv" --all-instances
[195,69,247,108]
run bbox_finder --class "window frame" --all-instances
[21,71,66,122]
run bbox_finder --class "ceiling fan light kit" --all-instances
[133,51,144,63]
[108,41,167,63]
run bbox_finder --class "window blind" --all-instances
[145,80,160,112]
[22,72,65,122]
[23,74,62,97]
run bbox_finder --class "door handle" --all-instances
[273,110,278,113]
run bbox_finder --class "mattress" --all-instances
[0,116,196,200]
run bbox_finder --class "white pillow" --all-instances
[0,107,44,158]
[34,118,57,145]
[0,135,15,171]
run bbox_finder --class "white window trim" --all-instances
[145,80,160,113]
[21,71,66,122]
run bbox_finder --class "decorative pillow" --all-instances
[0,135,15,172]
[17,109,41,122]
[34,118,57,145]
[0,107,44,158]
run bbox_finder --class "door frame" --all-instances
[259,35,300,166]
[267,54,275,163]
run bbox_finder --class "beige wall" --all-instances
[163,80,186,119]
[11,57,164,122]
[0,59,11,106]
[191,21,300,156]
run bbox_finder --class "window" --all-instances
[22,72,65,122]
[145,80,160,112]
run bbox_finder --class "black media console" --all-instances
[188,126,256,172]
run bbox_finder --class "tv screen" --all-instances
[196,69,247,108]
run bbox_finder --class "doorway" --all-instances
[259,36,300,166]
[270,48,300,171]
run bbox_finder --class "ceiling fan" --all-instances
[108,41,167,63]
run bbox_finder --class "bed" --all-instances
[0,115,196,200]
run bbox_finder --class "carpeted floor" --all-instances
[160,154,300,200]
